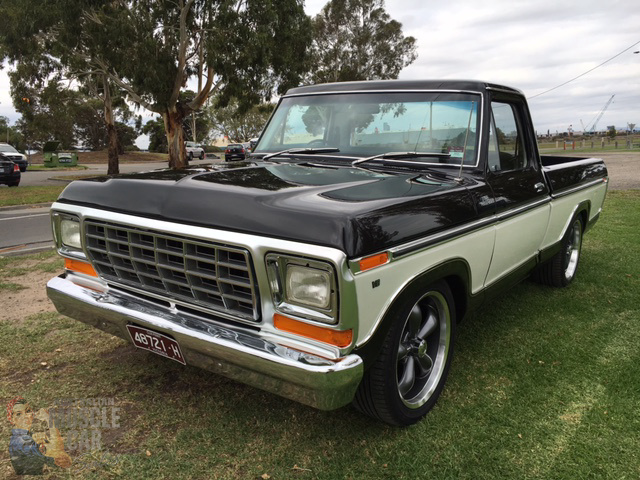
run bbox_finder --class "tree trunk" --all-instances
[164,109,188,169]
[102,75,119,175]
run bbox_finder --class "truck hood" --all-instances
[57,161,479,258]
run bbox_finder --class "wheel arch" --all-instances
[353,258,471,371]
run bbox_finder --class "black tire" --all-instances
[188,152,194,161]
[9,182,20,187]
[199,151,205,160]
[535,217,583,287]
[353,280,456,426]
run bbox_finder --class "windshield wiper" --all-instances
[352,151,451,167]
[262,147,340,161]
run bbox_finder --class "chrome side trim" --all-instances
[350,197,552,271]
[542,158,604,172]
[389,215,496,259]
[495,197,551,222]
[551,178,607,199]
[47,275,363,411]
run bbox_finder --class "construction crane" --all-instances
[583,95,615,134]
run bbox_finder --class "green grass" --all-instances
[1,192,639,479]
[0,185,65,206]
[27,165,89,171]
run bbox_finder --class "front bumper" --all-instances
[46,275,363,410]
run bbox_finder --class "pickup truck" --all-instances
[47,80,608,426]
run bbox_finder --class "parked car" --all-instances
[0,143,28,172]
[224,143,247,161]
[47,80,608,426]
[249,138,259,152]
[0,153,21,186]
[185,141,205,160]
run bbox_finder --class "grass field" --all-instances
[0,185,65,207]
[0,191,638,479]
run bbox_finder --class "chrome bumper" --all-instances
[46,275,363,410]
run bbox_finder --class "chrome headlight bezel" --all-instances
[266,254,338,324]
[52,212,86,259]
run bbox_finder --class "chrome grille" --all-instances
[84,220,259,321]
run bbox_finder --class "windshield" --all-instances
[0,144,18,153]
[255,92,481,166]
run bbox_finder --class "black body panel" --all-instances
[57,161,483,258]
[541,156,608,195]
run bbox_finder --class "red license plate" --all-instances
[126,325,186,365]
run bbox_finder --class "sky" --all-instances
[1,0,638,147]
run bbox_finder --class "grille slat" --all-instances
[84,220,259,322]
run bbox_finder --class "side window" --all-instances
[489,102,528,172]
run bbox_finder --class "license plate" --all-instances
[126,325,186,365]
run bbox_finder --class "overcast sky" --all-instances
[1,0,638,143]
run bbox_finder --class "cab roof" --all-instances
[285,79,523,96]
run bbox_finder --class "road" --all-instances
[0,158,223,256]
[0,205,54,255]
[18,157,220,187]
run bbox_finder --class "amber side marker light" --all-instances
[64,258,98,277]
[359,252,389,272]
[273,314,353,348]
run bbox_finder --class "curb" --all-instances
[0,202,53,212]
[0,242,55,257]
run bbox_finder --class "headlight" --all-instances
[266,254,338,324]
[60,218,82,249]
[286,265,331,309]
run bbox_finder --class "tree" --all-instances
[142,118,169,153]
[0,0,127,173]
[209,100,274,143]
[77,0,312,168]
[310,0,417,83]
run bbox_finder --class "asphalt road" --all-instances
[0,205,53,255]
[19,157,219,187]
[0,158,221,256]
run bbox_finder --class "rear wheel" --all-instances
[535,217,583,287]
[9,181,19,187]
[354,281,456,426]
[199,151,205,160]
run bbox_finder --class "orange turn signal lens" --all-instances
[64,258,98,277]
[273,314,352,348]
[358,252,389,272]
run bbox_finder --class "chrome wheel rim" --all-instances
[564,220,582,281]
[396,291,451,409]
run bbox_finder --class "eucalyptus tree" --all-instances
[0,0,129,173]
[79,0,312,168]
[1,0,312,169]
[310,0,417,83]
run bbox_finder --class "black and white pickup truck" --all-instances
[47,80,608,425]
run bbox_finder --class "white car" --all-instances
[185,141,205,160]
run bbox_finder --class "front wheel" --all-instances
[354,281,456,426]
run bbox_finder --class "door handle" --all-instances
[534,182,545,193]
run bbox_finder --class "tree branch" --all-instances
[169,0,196,108]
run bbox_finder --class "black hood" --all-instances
[57,161,478,258]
